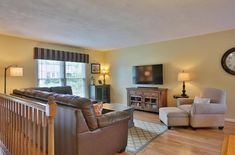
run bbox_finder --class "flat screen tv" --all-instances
[132,64,163,84]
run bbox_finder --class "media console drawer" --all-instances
[126,87,167,113]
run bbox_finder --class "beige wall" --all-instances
[0,34,105,96]
[1,30,235,119]
[105,29,235,119]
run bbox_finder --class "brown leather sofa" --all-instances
[13,86,130,155]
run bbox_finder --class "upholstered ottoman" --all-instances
[159,107,189,129]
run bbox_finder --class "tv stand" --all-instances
[126,87,167,113]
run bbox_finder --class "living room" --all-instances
[0,0,235,155]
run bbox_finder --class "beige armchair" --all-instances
[177,88,227,129]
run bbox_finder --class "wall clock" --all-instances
[221,47,235,75]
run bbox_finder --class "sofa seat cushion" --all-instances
[191,103,227,114]
[97,111,130,128]
[178,105,192,113]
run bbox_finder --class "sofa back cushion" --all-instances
[13,88,98,130]
[201,88,226,104]
[34,91,55,101]
[50,86,73,95]
[13,89,52,101]
[34,87,51,92]
[54,94,98,130]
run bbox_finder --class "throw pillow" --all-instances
[194,96,210,104]
[93,103,103,117]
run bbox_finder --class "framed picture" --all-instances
[91,63,100,74]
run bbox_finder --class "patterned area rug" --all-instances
[126,119,167,154]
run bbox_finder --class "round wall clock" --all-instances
[221,47,235,75]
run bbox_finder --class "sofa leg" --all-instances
[218,126,224,130]
[168,126,171,130]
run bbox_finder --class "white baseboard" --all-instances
[225,118,235,123]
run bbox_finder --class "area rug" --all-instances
[126,119,167,154]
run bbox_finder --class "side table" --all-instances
[173,95,190,107]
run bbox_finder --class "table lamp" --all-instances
[178,71,190,97]
[101,69,108,85]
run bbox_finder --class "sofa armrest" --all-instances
[176,98,194,107]
[97,111,130,128]
[191,103,226,115]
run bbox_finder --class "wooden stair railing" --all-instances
[0,94,57,155]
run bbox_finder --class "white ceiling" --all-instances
[1,0,235,50]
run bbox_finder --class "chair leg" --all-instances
[218,126,224,130]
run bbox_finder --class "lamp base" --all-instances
[103,74,106,85]
[180,94,189,98]
[173,94,189,99]
[180,81,189,98]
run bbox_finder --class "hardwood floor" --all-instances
[120,110,235,155]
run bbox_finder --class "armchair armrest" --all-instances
[191,103,226,115]
[97,111,130,128]
[176,98,194,107]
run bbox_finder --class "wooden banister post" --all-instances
[46,96,57,155]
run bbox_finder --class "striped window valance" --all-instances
[34,47,89,63]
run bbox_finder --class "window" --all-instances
[37,60,86,97]
[65,62,86,96]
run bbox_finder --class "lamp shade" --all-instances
[9,67,23,76]
[101,69,108,74]
[178,72,190,81]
